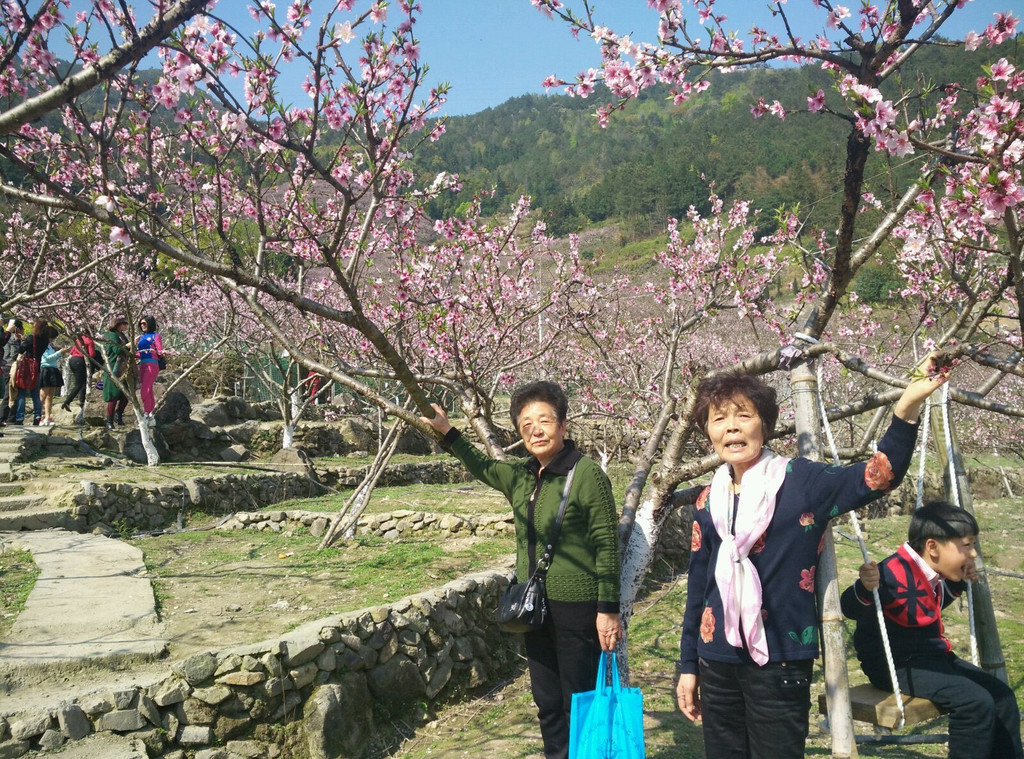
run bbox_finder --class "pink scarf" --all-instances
[709,449,790,666]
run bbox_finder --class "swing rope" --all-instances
[813,357,908,729]
[941,384,980,667]
[915,399,931,511]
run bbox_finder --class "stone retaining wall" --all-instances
[314,460,471,490]
[65,461,472,535]
[0,570,520,759]
[68,472,321,534]
[218,508,515,541]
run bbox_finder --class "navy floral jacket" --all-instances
[679,416,919,674]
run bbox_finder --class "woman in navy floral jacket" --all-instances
[675,357,949,759]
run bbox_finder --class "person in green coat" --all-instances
[101,317,130,429]
[422,381,622,759]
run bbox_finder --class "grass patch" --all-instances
[268,481,513,517]
[963,451,1022,469]
[317,453,451,467]
[135,518,515,617]
[0,548,39,639]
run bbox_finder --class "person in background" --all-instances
[37,327,65,426]
[0,318,23,427]
[307,370,325,404]
[14,319,48,426]
[62,330,97,420]
[421,381,622,759]
[676,356,949,759]
[136,315,163,427]
[101,317,130,430]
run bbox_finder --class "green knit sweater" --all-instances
[447,429,620,611]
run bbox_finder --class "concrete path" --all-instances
[0,529,167,687]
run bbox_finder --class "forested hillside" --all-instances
[412,37,1020,239]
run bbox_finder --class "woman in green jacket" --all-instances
[422,381,622,759]
[101,317,130,429]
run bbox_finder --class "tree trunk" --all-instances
[319,415,406,550]
[791,360,858,759]
[282,422,295,450]
[618,489,672,633]
[135,409,160,466]
[931,407,1008,682]
[619,399,677,549]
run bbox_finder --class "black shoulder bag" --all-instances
[495,463,578,633]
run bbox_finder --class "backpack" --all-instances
[14,356,38,390]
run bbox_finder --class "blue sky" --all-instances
[58,0,1019,116]
[409,0,1017,115]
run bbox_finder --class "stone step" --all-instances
[0,507,82,532]
[0,482,23,496]
[0,462,13,483]
[0,530,166,687]
[0,494,47,513]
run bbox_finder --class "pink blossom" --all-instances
[647,0,675,12]
[990,58,1015,81]
[334,21,355,43]
[826,5,851,29]
[808,89,826,112]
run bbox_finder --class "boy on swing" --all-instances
[841,501,1023,759]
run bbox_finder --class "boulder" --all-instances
[56,704,91,740]
[219,445,250,463]
[268,447,320,484]
[395,425,433,455]
[192,401,231,428]
[123,428,170,464]
[334,417,375,452]
[366,654,425,706]
[154,373,201,405]
[156,390,193,425]
[223,419,261,445]
[175,652,218,685]
[302,677,374,759]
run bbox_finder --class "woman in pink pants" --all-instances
[136,315,163,426]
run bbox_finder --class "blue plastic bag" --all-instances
[569,651,645,759]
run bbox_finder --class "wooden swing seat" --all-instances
[818,683,948,729]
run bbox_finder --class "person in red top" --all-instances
[61,331,98,418]
[842,502,1022,759]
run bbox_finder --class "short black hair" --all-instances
[908,501,979,554]
[140,315,157,332]
[509,381,568,430]
[691,371,780,439]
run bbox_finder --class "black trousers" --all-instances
[698,657,814,759]
[865,653,1023,759]
[524,619,602,759]
[64,356,88,407]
